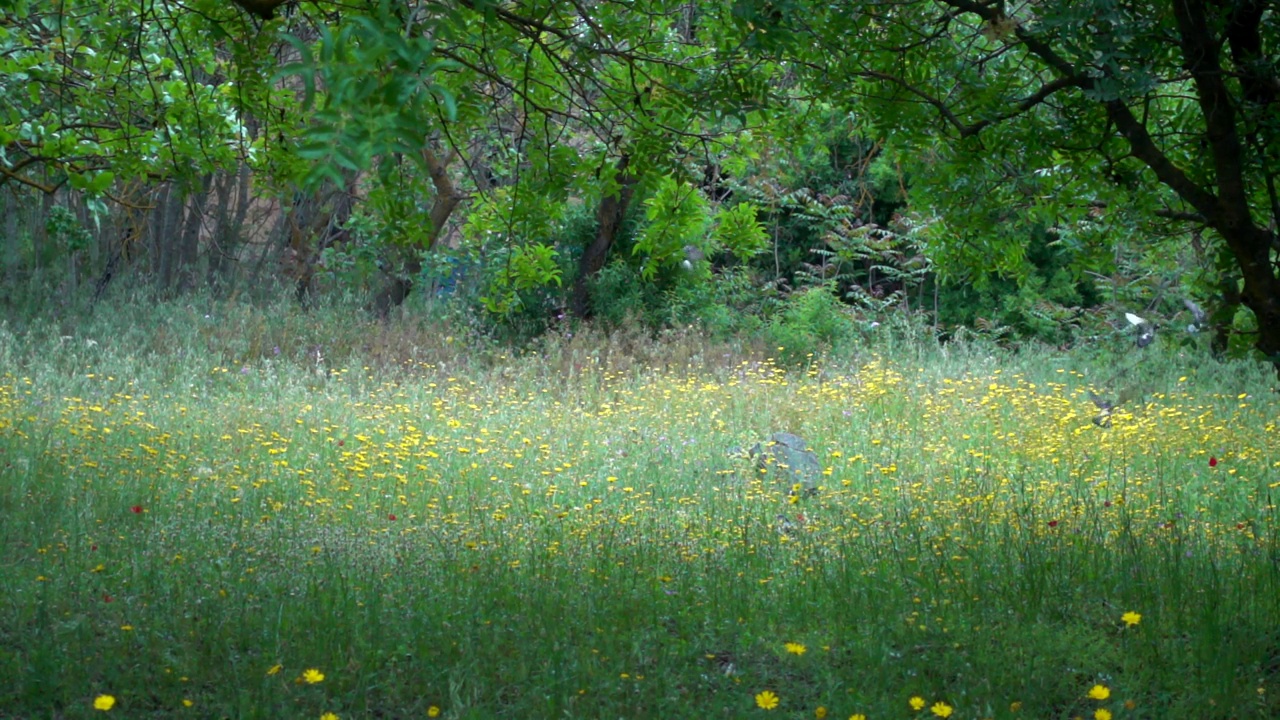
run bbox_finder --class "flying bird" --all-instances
[1125,312,1156,348]
[1183,298,1207,333]
[681,244,705,271]
[1087,386,1141,427]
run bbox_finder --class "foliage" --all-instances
[279,2,456,187]
[937,227,1103,345]
[0,0,280,191]
[479,242,563,315]
[634,175,712,280]
[4,0,1278,374]
[766,285,860,364]
[711,201,770,262]
[778,0,1280,369]
[591,260,772,339]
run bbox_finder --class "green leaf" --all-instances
[88,171,115,194]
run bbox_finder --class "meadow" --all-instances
[1,300,1279,720]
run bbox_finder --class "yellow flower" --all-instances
[182,699,193,707]
[266,664,283,676]
[1087,685,1110,700]
[1010,701,1023,712]
[1095,709,1112,720]
[1121,611,1142,627]
[849,715,867,720]
[93,694,116,711]
[301,668,325,684]
[816,706,828,719]
[785,642,807,656]
[427,706,441,717]
[931,701,953,717]
[755,690,780,710]
[120,625,133,632]
[909,696,926,711]
[320,713,340,720]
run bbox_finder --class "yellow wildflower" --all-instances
[755,690,780,710]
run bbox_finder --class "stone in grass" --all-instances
[748,432,821,496]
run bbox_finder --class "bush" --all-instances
[766,285,858,364]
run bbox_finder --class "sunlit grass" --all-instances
[1,303,1278,719]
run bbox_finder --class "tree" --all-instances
[774,0,1278,370]
[270,0,775,317]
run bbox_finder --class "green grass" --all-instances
[2,299,1279,720]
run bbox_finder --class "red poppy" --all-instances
[102,594,114,603]
[1103,501,1112,508]
[1237,523,1246,530]
[1208,456,1218,467]
[337,440,345,447]
[1048,520,1059,528]
[388,514,397,521]
[130,505,143,514]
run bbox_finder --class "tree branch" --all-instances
[0,163,58,193]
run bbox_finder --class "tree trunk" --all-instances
[371,147,463,317]
[1228,225,1280,367]
[572,155,636,318]
[152,184,179,289]
[3,188,18,294]
[177,174,212,294]
[1167,0,1280,372]
[288,176,357,306]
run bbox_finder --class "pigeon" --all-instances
[1183,298,1207,333]
[775,514,797,535]
[1125,312,1156,348]
[681,244,705,271]
[1087,387,1141,427]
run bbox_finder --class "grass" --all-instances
[2,298,1279,719]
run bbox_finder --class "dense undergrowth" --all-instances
[1,297,1278,719]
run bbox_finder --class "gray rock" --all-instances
[748,432,821,495]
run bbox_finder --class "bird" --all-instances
[775,514,797,535]
[1087,386,1141,427]
[681,244,705,271]
[1125,312,1156,348]
[1183,298,1207,334]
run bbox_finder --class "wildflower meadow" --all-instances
[1,305,1278,719]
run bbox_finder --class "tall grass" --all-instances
[1,297,1278,719]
